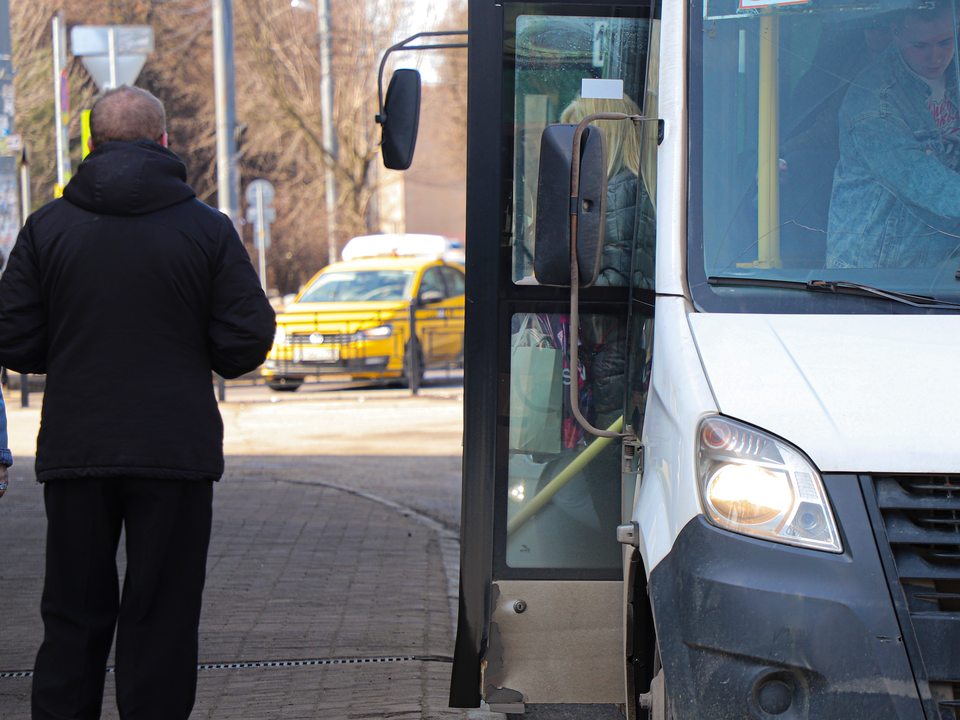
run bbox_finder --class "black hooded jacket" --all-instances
[0,140,275,482]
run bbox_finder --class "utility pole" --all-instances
[317,0,337,265]
[212,0,240,228]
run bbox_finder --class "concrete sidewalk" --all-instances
[0,463,489,719]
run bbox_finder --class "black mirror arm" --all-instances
[567,113,656,439]
[375,31,468,126]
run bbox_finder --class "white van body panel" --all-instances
[635,296,716,575]
[688,313,960,474]
[654,0,688,298]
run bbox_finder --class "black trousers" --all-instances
[32,478,214,720]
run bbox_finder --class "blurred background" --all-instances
[8,0,467,296]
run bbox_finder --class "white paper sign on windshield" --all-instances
[739,0,809,9]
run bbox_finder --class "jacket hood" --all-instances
[63,139,196,216]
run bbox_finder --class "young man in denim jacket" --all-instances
[827,3,960,268]
[0,384,10,498]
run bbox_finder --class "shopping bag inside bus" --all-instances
[509,314,563,454]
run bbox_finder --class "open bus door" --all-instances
[376,1,661,714]
[377,1,661,713]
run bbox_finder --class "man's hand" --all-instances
[0,466,8,499]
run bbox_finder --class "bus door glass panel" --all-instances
[507,310,634,569]
[504,6,656,570]
[510,11,651,284]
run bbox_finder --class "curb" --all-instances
[276,478,507,720]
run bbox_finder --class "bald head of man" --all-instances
[88,85,168,151]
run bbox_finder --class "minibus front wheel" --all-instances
[640,646,674,720]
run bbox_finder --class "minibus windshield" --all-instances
[690,0,960,313]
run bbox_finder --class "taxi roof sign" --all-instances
[340,234,464,263]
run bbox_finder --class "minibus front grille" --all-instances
[876,476,960,578]
[866,475,960,718]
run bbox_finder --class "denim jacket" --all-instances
[0,386,10,467]
[827,45,960,268]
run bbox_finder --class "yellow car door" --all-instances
[438,265,465,362]
[415,265,464,364]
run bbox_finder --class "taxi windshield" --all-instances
[691,0,960,313]
[298,270,415,303]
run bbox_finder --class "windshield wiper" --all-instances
[707,276,960,310]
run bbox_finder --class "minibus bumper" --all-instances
[647,476,931,720]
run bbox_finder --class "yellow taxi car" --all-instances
[262,234,465,391]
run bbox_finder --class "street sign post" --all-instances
[245,179,276,292]
[71,25,155,91]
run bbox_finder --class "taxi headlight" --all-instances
[697,416,842,553]
[274,326,287,345]
[356,325,392,340]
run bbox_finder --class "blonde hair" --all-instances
[559,93,643,179]
[90,85,166,147]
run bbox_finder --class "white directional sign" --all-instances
[71,26,155,91]
[245,206,276,224]
[245,179,276,226]
[245,179,275,206]
[246,179,276,292]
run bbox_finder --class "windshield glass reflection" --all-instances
[298,271,415,303]
[694,0,960,312]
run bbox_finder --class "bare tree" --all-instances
[12,0,412,294]
[431,0,467,168]
[12,0,216,211]
[235,0,413,291]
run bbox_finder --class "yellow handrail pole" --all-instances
[757,12,781,268]
[769,14,781,266]
[506,416,625,536]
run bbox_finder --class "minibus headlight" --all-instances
[274,326,287,345]
[697,417,842,553]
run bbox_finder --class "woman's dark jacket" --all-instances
[593,171,655,290]
[0,139,276,482]
[582,171,655,427]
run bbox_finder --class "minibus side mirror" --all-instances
[419,289,444,304]
[534,123,607,287]
[377,69,422,171]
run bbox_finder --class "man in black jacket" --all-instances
[0,86,276,720]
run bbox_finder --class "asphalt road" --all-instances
[0,374,624,720]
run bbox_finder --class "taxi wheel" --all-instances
[268,378,303,392]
